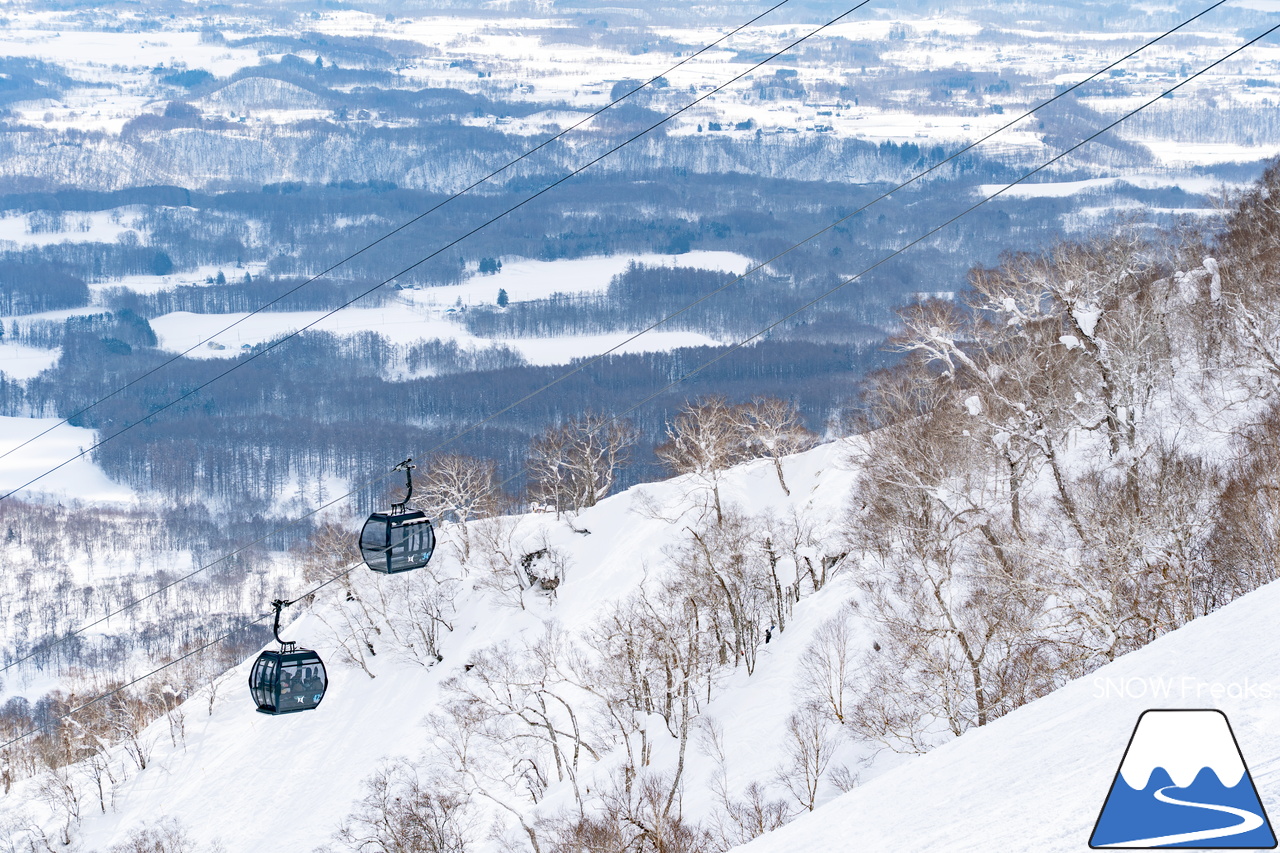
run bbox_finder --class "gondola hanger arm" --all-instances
[392,457,416,513]
[270,598,296,646]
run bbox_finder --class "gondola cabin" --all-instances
[249,645,327,715]
[360,509,435,574]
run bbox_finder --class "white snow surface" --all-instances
[144,251,747,363]
[0,208,144,247]
[978,173,1244,199]
[0,415,133,502]
[730,580,1280,853]
[149,305,486,353]
[0,342,60,380]
[3,442,859,851]
[403,251,753,308]
[147,305,722,364]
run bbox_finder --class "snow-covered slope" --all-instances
[8,431,1279,851]
[731,578,1280,853]
[1,442,859,850]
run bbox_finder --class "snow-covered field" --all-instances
[0,251,750,376]
[147,303,724,364]
[404,251,753,308]
[978,172,1246,199]
[84,262,273,295]
[0,4,1276,160]
[1141,139,1280,166]
[148,304,482,353]
[0,415,133,502]
[137,250,748,362]
[0,341,60,380]
[0,208,145,247]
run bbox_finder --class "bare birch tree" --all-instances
[657,396,751,524]
[732,397,816,495]
[416,454,504,562]
[528,413,637,515]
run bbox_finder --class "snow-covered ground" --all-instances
[147,303,724,364]
[403,251,753,308]
[0,415,133,502]
[0,208,145,247]
[1,4,1276,162]
[0,251,750,378]
[148,304,482,353]
[138,251,748,363]
[0,442,856,850]
[731,578,1280,853]
[5,432,1279,851]
[978,172,1245,199]
[1141,139,1280,166]
[0,341,60,380]
[84,262,273,295]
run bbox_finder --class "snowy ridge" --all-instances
[729,581,1280,853]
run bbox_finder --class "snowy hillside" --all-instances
[8,433,1280,851]
[0,441,862,851]
[5,3,1280,849]
[731,578,1280,853]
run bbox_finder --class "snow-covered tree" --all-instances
[416,454,504,561]
[657,396,751,524]
[527,412,637,515]
[731,397,816,495]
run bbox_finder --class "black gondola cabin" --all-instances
[249,645,327,715]
[360,509,435,574]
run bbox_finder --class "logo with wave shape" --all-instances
[1090,709,1276,849]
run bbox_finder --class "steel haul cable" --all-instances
[0,0,1238,678]
[0,0,872,502]
[3,16,1274,754]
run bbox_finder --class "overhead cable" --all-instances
[0,0,869,501]
[0,0,1238,677]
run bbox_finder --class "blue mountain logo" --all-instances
[1090,709,1276,849]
